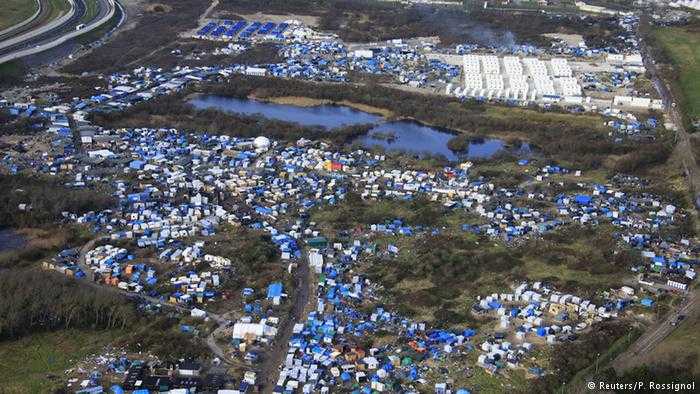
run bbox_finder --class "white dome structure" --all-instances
[253,136,270,150]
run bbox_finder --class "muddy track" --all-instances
[258,253,312,392]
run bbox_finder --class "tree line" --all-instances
[0,269,136,340]
[0,174,116,229]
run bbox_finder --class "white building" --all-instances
[245,67,268,77]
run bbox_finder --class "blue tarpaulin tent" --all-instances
[575,194,592,205]
[110,385,124,394]
[267,282,283,299]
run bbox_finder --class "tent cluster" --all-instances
[473,281,641,374]
[275,241,477,393]
[85,245,155,292]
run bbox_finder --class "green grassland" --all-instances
[0,329,122,393]
[81,0,100,24]
[47,0,72,22]
[0,0,39,32]
[646,307,700,375]
[653,21,700,126]
[0,60,28,88]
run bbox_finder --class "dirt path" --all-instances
[199,0,219,25]
[259,252,314,392]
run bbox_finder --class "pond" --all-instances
[357,121,505,161]
[190,96,384,129]
[0,229,26,253]
[189,95,517,161]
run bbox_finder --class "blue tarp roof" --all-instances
[575,194,592,205]
[267,282,283,298]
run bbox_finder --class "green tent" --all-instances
[307,236,328,248]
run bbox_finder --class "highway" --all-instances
[0,0,119,65]
[0,0,43,41]
[610,291,698,373]
[0,0,78,52]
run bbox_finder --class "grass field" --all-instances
[47,0,72,22]
[0,61,27,88]
[0,329,122,393]
[0,0,39,32]
[568,326,642,389]
[81,0,100,24]
[653,23,700,125]
[643,308,700,375]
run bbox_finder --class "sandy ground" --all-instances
[543,33,585,47]
[264,96,395,118]
[1,133,52,154]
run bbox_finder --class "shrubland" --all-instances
[0,174,115,229]
[0,269,134,339]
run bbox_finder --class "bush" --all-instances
[203,226,284,291]
[0,111,47,136]
[0,61,27,88]
[0,174,115,229]
[0,269,136,339]
[124,316,208,359]
[614,143,673,173]
[611,355,700,392]
[527,322,632,392]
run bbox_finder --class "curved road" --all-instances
[0,0,43,41]
[0,0,118,65]
[0,0,77,52]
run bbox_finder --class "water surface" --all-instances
[357,122,504,161]
[190,96,384,129]
[189,95,510,160]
